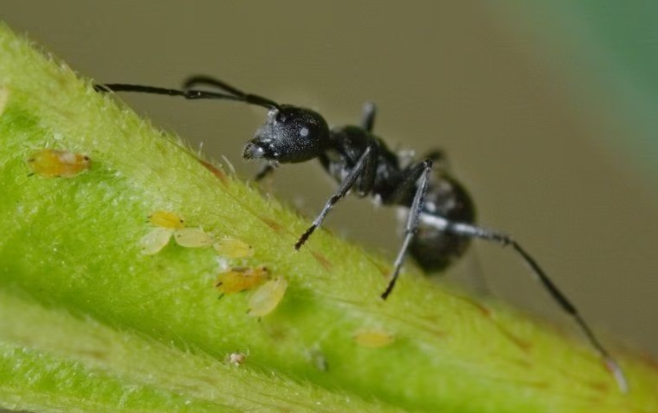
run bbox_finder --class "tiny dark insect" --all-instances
[95,76,627,391]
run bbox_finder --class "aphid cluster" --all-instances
[140,211,213,254]
[213,256,287,317]
[141,210,288,316]
[96,76,627,391]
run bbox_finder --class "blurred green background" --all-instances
[2,1,656,354]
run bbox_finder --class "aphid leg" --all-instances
[381,159,433,300]
[295,145,375,250]
[429,218,628,392]
[254,162,277,182]
[361,102,377,132]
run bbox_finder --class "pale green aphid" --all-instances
[213,237,254,258]
[139,227,174,255]
[247,276,288,317]
[173,227,214,248]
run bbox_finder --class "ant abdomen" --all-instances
[410,175,476,272]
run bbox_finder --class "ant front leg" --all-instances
[380,159,434,299]
[254,162,278,182]
[295,144,376,250]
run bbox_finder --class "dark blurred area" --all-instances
[3,1,656,353]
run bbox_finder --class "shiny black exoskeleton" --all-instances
[95,76,626,391]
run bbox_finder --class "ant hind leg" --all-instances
[435,219,628,392]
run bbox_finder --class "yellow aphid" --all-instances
[140,227,173,255]
[0,86,9,116]
[353,329,395,348]
[215,265,269,294]
[27,149,91,178]
[148,211,185,229]
[213,237,254,258]
[248,276,288,317]
[173,227,214,248]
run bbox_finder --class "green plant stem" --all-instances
[0,23,657,413]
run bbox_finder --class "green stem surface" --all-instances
[0,23,656,413]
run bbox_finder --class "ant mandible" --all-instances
[94,75,627,391]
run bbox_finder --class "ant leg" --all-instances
[423,149,451,170]
[381,159,433,300]
[254,162,277,181]
[425,218,628,392]
[423,149,445,162]
[295,145,375,250]
[361,102,377,132]
[398,149,447,171]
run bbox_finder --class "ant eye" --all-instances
[299,127,309,137]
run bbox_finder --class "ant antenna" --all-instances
[94,77,281,111]
[183,75,281,110]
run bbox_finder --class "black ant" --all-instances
[94,76,627,392]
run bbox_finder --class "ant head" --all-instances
[243,105,330,163]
